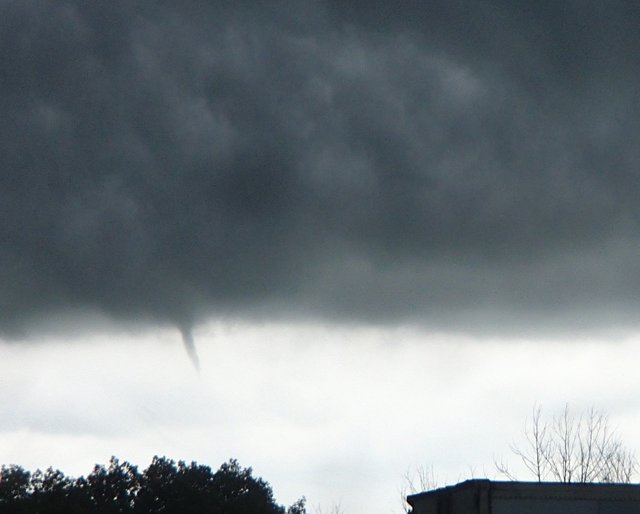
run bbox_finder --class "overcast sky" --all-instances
[3,1,640,513]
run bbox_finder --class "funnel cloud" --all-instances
[2,1,640,337]
[179,326,200,371]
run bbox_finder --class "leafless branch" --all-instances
[496,404,637,484]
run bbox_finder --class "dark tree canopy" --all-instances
[0,457,305,514]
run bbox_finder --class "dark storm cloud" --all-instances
[2,0,640,335]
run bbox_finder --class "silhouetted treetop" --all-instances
[0,456,306,514]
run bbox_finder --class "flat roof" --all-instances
[407,479,640,506]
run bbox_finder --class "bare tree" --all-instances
[496,404,637,483]
[313,501,343,514]
[496,404,549,481]
[399,465,438,513]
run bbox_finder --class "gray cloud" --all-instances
[2,1,640,336]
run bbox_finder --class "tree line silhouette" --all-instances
[0,456,307,514]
